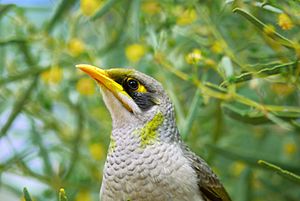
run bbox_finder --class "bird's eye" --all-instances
[126,78,139,91]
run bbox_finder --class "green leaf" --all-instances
[258,160,300,185]
[0,76,38,138]
[23,187,33,201]
[59,188,68,201]
[207,144,300,175]
[30,118,54,175]
[233,8,294,49]
[0,38,27,46]
[0,4,15,20]
[0,67,47,86]
[222,61,299,85]
[46,0,76,32]
[180,89,202,139]
[222,103,300,126]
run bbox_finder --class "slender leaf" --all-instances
[23,188,33,201]
[233,8,294,48]
[223,61,299,85]
[181,89,202,139]
[0,76,38,138]
[258,160,300,185]
[0,4,15,19]
[222,103,300,125]
[46,0,76,32]
[59,188,68,201]
[207,144,300,174]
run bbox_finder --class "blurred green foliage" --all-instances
[0,0,300,201]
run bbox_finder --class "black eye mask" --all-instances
[121,78,157,111]
[127,91,157,111]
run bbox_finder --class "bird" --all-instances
[76,64,232,201]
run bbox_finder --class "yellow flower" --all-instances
[91,165,102,181]
[176,8,197,26]
[41,66,63,84]
[125,43,146,63]
[80,0,103,17]
[204,59,216,67]
[284,142,297,155]
[263,24,275,36]
[89,143,106,160]
[185,49,202,64]
[294,43,300,58]
[76,78,95,95]
[203,94,210,105]
[231,161,246,176]
[141,1,161,15]
[59,188,67,200]
[271,83,295,96]
[68,38,85,57]
[278,13,294,30]
[211,41,224,54]
[249,78,260,90]
[75,190,92,201]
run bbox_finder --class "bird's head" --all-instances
[77,64,175,130]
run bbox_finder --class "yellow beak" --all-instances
[76,64,132,112]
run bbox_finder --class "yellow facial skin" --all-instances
[76,64,133,112]
[77,64,163,148]
[126,77,148,93]
[77,64,156,115]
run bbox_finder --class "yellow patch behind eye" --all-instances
[136,83,147,93]
[126,77,148,93]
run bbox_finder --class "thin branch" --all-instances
[0,67,48,86]
[233,8,295,49]
[222,61,299,86]
[63,104,84,179]
[0,76,38,138]
[207,144,300,174]
[30,118,54,176]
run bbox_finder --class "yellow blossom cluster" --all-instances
[271,83,295,96]
[125,43,146,63]
[76,78,96,96]
[278,13,294,30]
[294,43,300,58]
[211,41,224,54]
[263,24,275,36]
[80,0,103,17]
[283,142,297,156]
[68,38,85,57]
[176,8,197,26]
[141,1,161,15]
[231,161,246,176]
[89,142,106,160]
[41,66,63,84]
[75,190,92,201]
[185,49,202,64]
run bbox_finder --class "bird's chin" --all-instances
[98,85,141,124]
